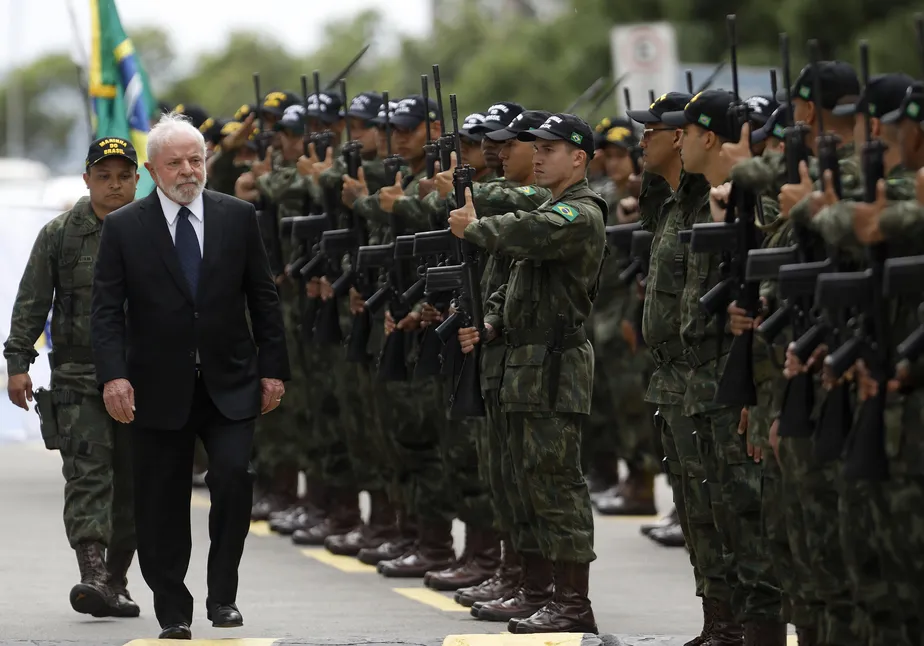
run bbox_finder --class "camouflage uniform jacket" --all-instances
[207,147,248,196]
[642,171,711,406]
[475,182,553,392]
[466,178,607,414]
[421,173,508,225]
[3,197,104,396]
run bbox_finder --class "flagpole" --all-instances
[65,0,94,138]
[6,1,25,158]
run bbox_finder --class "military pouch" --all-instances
[33,387,63,451]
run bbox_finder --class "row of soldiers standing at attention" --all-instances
[188,73,631,635]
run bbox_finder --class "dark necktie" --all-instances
[175,206,201,298]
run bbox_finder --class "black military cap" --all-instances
[234,103,256,121]
[662,90,740,141]
[220,121,259,150]
[744,95,779,125]
[882,84,924,125]
[260,91,300,117]
[275,104,307,132]
[346,92,384,122]
[174,103,209,130]
[594,116,638,150]
[486,110,553,141]
[776,61,860,110]
[627,92,694,124]
[199,117,228,145]
[307,92,344,124]
[833,73,915,119]
[390,95,440,129]
[751,104,788,144]
[371,100,399,127]
[86,136,138,170]
[469,102,526,134]
[460,113,487,142]
[517,113,596,158]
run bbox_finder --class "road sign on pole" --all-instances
[611,22,679,111]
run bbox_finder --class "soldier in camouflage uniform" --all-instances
[206,113,260,197]
[450,108,552,608]
[453,113,605,635]
[4,138,142,619]
[628,92,732,642]
[664,90,785,644]
[587,117,659,516]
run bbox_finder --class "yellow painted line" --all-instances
[393,587,469,612]
[191,492,210,509]
[249,520,271,537]
[442,633,585,646]
[300,548,377,573]
[124,640,279,646]
[787,636,798,646]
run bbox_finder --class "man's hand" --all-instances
[853,178,888,245]
[221,113,256,152]
[737,407,762,463]
[309,142,334,182]
[103,378,135,424]
[349,287,365,315]
[710,182,732,222]
[306,277,322,299]
[234,171,259,203]
[385,310,396,336]
[434,155,458,199]
[728,300,763,336]
[342,167,368,209]
[379,172,405,213]
[260,378,285,414]
[779,161,813,219]
[620,320,638,354]
[7,373,34,411]
[398,311,422,332]
[418,176,436,198]
[720,122,754,167]
[251,147,273,179]
[458,323,496,354]
[616,196,639,223]
[783,343,828,379]
[449,187,477,238]
[420,303,444,328]
[319,277,334,301]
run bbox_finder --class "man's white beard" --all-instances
[164,174,206,204]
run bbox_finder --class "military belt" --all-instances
[650,339,687,368]
[504,325,587,350]
[49,348,95,370]
[678,340,724,369]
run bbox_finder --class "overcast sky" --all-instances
[2,0,431,71]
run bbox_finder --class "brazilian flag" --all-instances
[88,0,157,198]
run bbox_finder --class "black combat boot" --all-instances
[455,537,522,607]
[104,548,141,618]
[684,597,717,646]
[510,561,597,634]
[743,620,786,646]
[70,542,113,617]
[707,599,743,645]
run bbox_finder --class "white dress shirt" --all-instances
[157,187,205,364]
[157,187,205,256]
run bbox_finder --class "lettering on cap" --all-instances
[746,96,770,112]
[264,91,288,108]
[282,105,305,121]
[652,94,669,109]
[606,126,631,143]
[98,138,130,154]
[539,116,563,130]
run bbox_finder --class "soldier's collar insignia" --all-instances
[517,186,537,195]
[551,202,578,222]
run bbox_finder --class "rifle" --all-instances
[686,70,694,94]
[622,89,643,175]
[566,77,606,114]
[321,44,371,92]
[815,41,890,479]
[696,60,727,94]
[382,91,403,186]
[252,73,284,277]
[889,255,924,363]
[688,14,762,407]
[584,73,630,119]
[309,70,336,163]
[427,94,486,418]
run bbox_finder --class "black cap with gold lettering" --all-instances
[86,137,138,170]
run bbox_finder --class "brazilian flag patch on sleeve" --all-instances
[551,203,578,222]
[516,186,537,195]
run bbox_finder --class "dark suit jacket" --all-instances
[90,189,290,430]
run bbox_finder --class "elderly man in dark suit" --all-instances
[90,112,290,640]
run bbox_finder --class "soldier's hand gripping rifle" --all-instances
[812,41,889,477]
[688,14,763,407]
[426,95,486,419]
[309,70,336,163]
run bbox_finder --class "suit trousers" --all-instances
[131,372,255,628]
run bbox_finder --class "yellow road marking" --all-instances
[443,634,585,646]
[393,587,469,612]
[300,548,377,573]
[787,636,798,646]
[124,640,279,646]
[191,492,210,509]
[249,520,271,537]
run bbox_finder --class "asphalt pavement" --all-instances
[0,441,798,646]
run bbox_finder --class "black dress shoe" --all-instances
[207,602,243,628]
[158,623,191,639]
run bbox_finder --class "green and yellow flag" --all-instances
[88,0,157,198]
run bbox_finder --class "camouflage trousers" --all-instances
[504,411,595,563]
[56,392,135,551]
[304,341,352,487]
[253,293,307,483]
[692,408,781,622]
[586,341,658,473]
[661,405,730,604]
[337,359,388,493]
